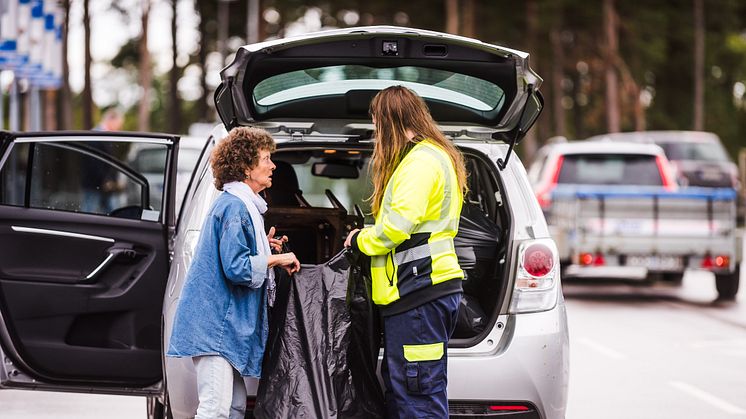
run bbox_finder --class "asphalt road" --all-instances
[564,269,746,419]
[1,270,744,418]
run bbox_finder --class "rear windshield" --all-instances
[557,154,663,186]
[657,141,730,162]
[253,65,505,112]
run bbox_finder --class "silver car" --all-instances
[0,26,568,419]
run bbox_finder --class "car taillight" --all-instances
[715,255,730,268]
[535,156,564,210]
[578,251,605,266]
[656,155,676,191]
[702,253,730,269]
[701,253,713,269]
[510,239,560,314]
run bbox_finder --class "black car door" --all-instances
[0,131,178,392]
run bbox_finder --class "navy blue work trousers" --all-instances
[381,292,462,419]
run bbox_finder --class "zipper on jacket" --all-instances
[385,251,395,286]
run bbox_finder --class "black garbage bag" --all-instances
[453,294,487,338]
[254,250,385,419]
[454,203,501,271]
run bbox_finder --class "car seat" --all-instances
[265,161,310,207]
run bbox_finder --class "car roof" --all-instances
[585,130,720,144]
[544,140,665,156]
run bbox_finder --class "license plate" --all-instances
[626,255,683,271]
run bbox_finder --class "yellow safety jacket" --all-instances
[351,140,464,315]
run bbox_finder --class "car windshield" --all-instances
[253,65,505,112]
[657,141,730,162]
[557,154,663,186]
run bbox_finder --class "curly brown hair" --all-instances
[211,127,276,190]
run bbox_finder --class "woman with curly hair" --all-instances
[167,127,299,419]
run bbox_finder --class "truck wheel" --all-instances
[715,264,740,301]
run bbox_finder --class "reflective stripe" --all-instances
[429,239,455,255]
[393,239,455,265]
[417,145,453,220]
[394,243,431,265]
[374,223,396,249]
[387,211,415,233]
[403,342,444,362]
[372,254,388,268]
[414,217,459,234]
[379,143,455,229]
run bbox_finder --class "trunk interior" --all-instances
[264,143,510,343]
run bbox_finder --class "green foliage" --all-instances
[95,0,746,158]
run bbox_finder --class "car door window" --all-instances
[0,142,29,207]
[0,139,170,220]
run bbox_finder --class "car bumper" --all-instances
[446,301,569,419]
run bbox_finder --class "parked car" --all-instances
[586,131,739,190]
[0,26,568,419]
[528,139,677,214]
[129,135,208,216]
[528,139,741,300]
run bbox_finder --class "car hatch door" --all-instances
[0,131,179,395]
[214,26,543,143]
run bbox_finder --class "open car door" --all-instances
[0,131,178,395]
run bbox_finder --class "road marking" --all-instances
[669,381,746,415]
[577,337,626,360]
[689,338,746,349]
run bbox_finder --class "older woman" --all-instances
[167,127,300,419]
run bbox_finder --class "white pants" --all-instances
[193,355,247,419]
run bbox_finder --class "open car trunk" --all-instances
[263,141,510,343]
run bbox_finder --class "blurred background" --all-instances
[1,0,745,165]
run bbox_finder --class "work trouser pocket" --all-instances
[403,342,446,395]
[405,360,446,395]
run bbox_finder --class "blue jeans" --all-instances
[193,355,247,419]
[381,292,462,419]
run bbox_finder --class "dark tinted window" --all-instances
[0,139,170,221]
[0,143,30,206]
[557,154,663,186]
[658,141,730,162]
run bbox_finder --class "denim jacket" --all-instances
[167,192,269,377]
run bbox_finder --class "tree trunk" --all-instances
[693,0,705,130]
[197,6,209,122]
[521,0,539,163]
[83,0,93,129]
[461,0,475,38]
[603,0,620,133]
[445,0,459,35]
[138,0,152,132]
[44,90,57,130]
[168,0,180,134]
[59,0,72,130]
[550,25,566,137]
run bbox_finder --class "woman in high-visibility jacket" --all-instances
[345,86,467,418]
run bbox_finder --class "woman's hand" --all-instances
[267,226,288,253]
[268,252,300,275]
[344,229,360,248]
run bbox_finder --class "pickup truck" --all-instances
[529,140,742,300]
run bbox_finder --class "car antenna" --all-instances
[496,84,534,171]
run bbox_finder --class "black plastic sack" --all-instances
[254,250,385,419]
[453,294,487,338]
[454,203,501,270]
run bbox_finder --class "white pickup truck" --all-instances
[530,140,741,300]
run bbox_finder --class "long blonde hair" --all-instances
[368,86,467,217]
